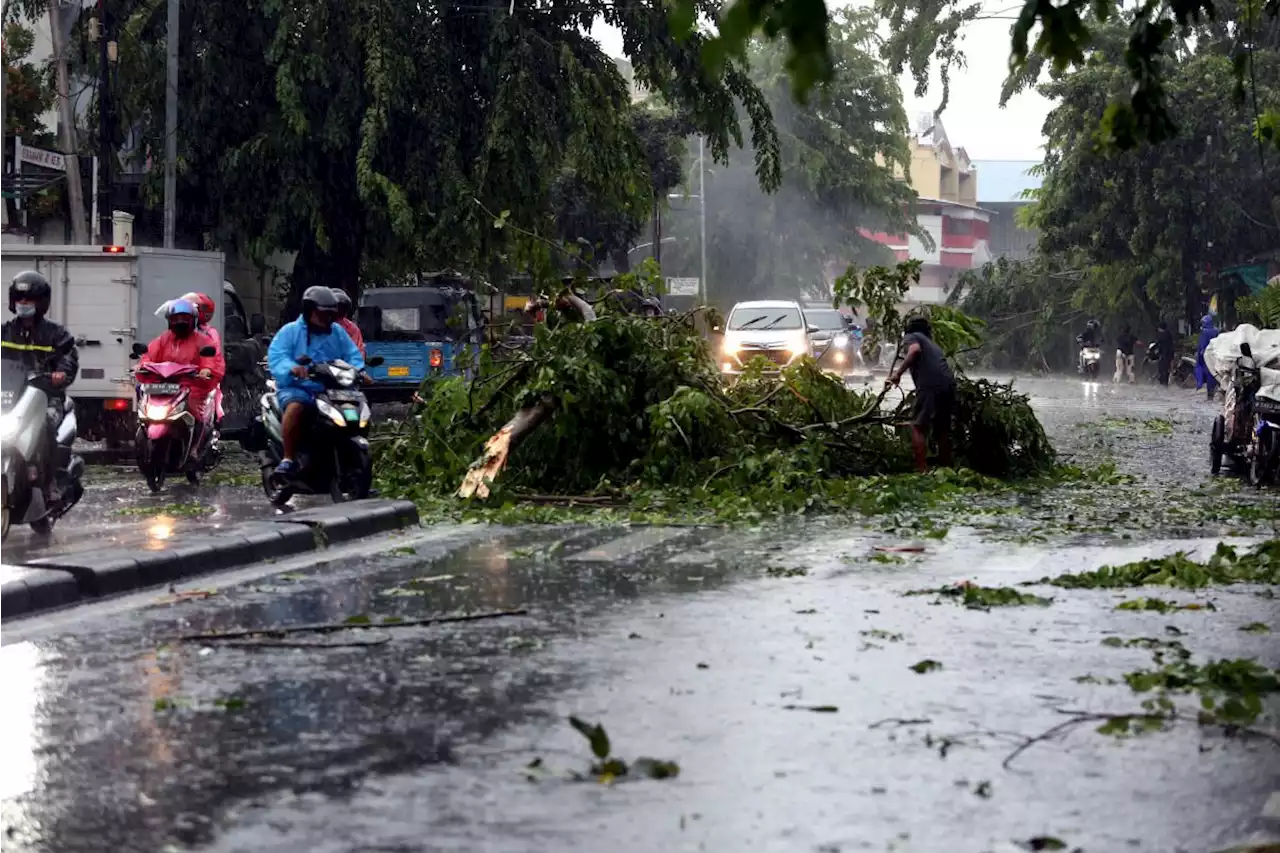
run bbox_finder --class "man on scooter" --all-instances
[180,291,226,419]
[2,271,80,499]
[268,286,364,479]
[140,300,221,461]
[331,288,366,357]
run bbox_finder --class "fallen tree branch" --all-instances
[216,636,394,650]
[181,608,530,642]
[458,396,556,498]
[517,494,624,506]
[869,717,933,729]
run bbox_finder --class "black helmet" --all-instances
[9,270,52,317]
[301,285,339,316]
[330,287,353,317]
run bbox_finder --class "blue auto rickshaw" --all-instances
[357,277,483,402]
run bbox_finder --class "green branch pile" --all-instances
[375,304,1055,520]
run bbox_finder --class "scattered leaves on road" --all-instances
[116,502,214,517]
[1046,540,1279,589]
[907,582,1052,608]
[1114,597,1215,613]
[766,566,809,578]
[560,717,680,784]
[909,659,943,674]
[783,704,840,712]
[1240,622,1271,634]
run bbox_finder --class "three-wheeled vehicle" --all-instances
[357,272,484,402]
[1206,325,1280,485]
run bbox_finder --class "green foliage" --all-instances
[565,717,679,783]
[1046,541,1280,589]
[376,295,1055,519]
[1114,597,1216,613]
[906,582,1053,608]
[909,659,943,673]
[833,260,919,354]
[952,257,1086,372]
[1123,653,1280,727]
[88,0,783,298]
[1236,286,1280,328]
[661,9,917,305]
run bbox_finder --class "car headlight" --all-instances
[834,333,849,348]
[317,399,347,428]
[786,335,809,357]
[722,336,741,356]
[0,414,18,442]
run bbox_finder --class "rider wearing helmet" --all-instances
[180,291,226,419]
[267,285,364,477]
[3,271,80,498]
[140,300,221,458]
[330,287,366,357]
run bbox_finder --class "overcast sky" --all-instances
[589,1,1051,161]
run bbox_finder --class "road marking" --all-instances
[565,527,688,562]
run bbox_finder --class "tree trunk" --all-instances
[457,397,555,499]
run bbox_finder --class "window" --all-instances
[380,307,420,332]
[945,217,972,234]
[727,306,803,331]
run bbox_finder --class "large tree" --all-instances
[1024,19,1279,327]
[84,0,781,304]
[660,7,918,305]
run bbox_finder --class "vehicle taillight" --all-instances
[429,349,443,368]
[104,398,131,411]
[102,245,126,253]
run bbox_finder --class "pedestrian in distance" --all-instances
[1155,321,1175,386]
[1194,313,1220,401]
[1114,324,1136,383]
[885,316,956,474]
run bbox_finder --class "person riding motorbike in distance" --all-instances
[179,291,226,419]
[268,286,365,479]
[330,287,366,358]
[2,270,79,499]
[140,300,220,461]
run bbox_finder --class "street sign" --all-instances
[665,276,700,297]
[19,144,66,171]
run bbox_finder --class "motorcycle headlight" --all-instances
[316,398,346,428]
[335,368,357,386]
[145,404,170,421]
[0,414,18,442]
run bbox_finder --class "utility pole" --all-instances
[48,0,88,244]
[163,0,178,247]
[698,135,707,304]
[96,0,112,242]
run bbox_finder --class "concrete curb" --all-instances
[2,498,419,619]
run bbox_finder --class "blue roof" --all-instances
[972,160,1042,204]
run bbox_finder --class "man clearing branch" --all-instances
[885,316,956,474]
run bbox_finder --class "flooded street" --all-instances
[3,376,1278,853]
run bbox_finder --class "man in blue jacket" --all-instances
[268,286,364,477]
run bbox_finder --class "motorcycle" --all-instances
[131,343,221,492]
[256,355,382,505]
[1077,342,1102,378]
[1,360,85,542]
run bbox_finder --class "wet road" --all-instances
[3,376,1279,853]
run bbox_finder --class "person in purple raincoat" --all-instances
[1194,314,1220,401]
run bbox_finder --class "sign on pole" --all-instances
[18,145,67,171]
[665,276,700,297]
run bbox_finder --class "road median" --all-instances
[1,499,419,619]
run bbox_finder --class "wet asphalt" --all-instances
[3,374,1279,853]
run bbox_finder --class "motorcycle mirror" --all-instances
[296,355,312,366]
[199,345,217,357]
[131,342,147,357]
[366,356,385,367]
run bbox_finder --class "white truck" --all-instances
[1,244,232,445]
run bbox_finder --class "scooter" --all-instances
[1,360,85,542]
[1077,342,1102,378]
[256,355,382,505]
[131,343,221,492]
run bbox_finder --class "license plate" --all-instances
[327,389,362,402]
[387,366,410,377]
[142,383,181,395]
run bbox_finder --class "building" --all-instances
[860,114,992,305]
[970,159,1041,262]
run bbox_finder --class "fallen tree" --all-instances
[376,283,1056,517]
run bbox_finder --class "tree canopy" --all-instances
[77,0,783,302]
[660,8,918,305]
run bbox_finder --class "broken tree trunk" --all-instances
[456,287,599,499]
[457,396,556,498]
